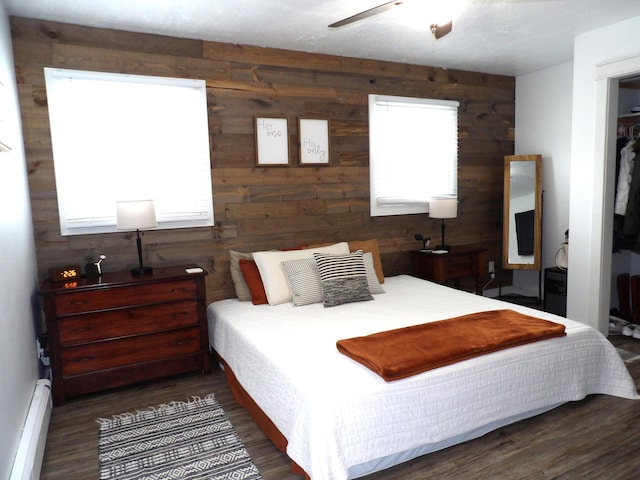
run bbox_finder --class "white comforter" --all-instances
[208,275,638,480]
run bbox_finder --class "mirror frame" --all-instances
[502,154,542,271]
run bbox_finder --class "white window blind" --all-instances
[369,94,459,216]
[44,68,214,235]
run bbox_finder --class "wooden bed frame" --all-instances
[218,355,308,478]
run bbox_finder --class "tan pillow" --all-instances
[229,250,253,301]
[348,239,384,284]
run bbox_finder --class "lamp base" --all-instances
[433,244,451,252]
[131,266,153,277]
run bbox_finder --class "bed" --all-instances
[208,245,639,480]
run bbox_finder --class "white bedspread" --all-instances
[208,275,638,480]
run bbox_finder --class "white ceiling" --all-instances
[5,0,640,77]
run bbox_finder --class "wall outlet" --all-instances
[488,261,495,274]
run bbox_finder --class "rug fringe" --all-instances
[96,393,218,426]
[97,392,262,479]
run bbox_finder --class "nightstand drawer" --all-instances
[443,255,478,278]
[410,247,486,294]
[60,327,201,376]
[54,279,198,315]
[58,300,199,345]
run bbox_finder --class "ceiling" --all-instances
[5,0,640,77]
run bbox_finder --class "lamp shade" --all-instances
[429,197,458,219]
[116,200,157,230]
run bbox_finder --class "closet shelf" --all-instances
[618,112,640,124]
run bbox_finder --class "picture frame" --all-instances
[298,118,330,165]
[255,117,289,166]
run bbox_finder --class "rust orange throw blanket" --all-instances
[336,309,566,381]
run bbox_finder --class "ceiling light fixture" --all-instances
[430,21,453,39]
[426,0,467,38]
[329,0,468,40]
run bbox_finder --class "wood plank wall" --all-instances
[11,16,514,303]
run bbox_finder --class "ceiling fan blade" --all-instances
[430,21,453,39]
[329,1,404,28]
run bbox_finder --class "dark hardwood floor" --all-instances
[41,337,640,480]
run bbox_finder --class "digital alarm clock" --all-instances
[48,265,81,283]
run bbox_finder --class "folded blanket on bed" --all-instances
[336,309,566,381]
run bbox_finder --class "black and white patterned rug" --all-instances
[617,347,640,364]
[97,393,262,480]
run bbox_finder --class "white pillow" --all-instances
[253,242,350,305]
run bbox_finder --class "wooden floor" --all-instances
[41,336,640,480]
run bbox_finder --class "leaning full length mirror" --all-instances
[503,154,542,270]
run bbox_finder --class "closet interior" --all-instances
[611,76,640,330]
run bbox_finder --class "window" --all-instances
[368,94,459,216]
[44,68,214,235]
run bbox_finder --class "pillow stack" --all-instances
[229,239,385,307]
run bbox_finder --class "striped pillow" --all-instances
[363,252,385,294]
[313,251,373,307]
[281,257,323,306]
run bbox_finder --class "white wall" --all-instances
[513,62,573,297]
[569,16,640,333]
[0,1,42,477]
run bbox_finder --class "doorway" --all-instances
[590,55,640,333]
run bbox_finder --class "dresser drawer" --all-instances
[60,327,201,376]
[40,265,210,405]
[57,300,198,345]
[54,279,198,315]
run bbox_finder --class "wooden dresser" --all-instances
[40,265,210,405]
[410,246,487,294]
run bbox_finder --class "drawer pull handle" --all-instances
[169,288,188,294]
[79,356,93,362]
[69,300,90,306]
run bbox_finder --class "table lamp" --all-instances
[429,196,457,252]
[116,199,157,276]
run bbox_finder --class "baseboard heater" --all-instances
[10,379,52,480]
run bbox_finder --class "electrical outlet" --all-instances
[488,261,495,274]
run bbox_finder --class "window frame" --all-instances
[368,94,459,217]
[44,67,214,236]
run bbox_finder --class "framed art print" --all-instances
[255,117,289,166]
[299,118,329,165]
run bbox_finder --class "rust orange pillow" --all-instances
[239,259,268,305]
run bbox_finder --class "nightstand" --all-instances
[543,267,567,317]
[40,264,210,405]
[410,246,487,294]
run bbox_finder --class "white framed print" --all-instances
[255,117,289,166]
[299,118,329,165]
